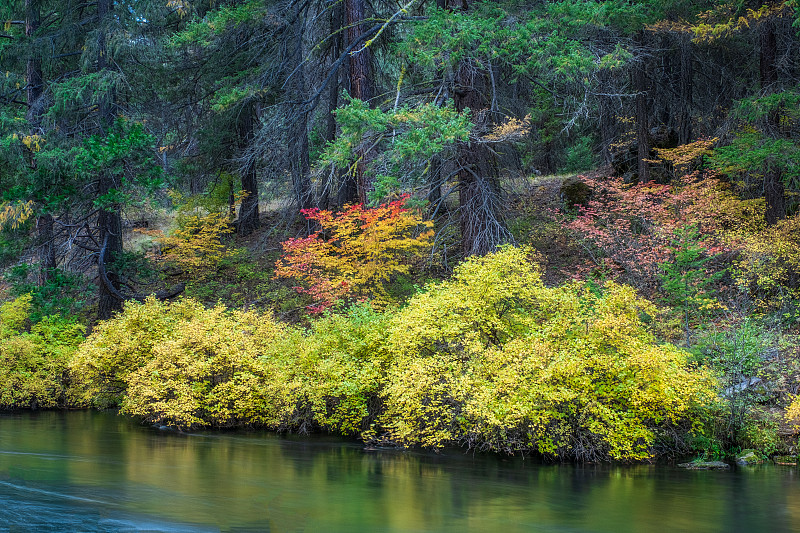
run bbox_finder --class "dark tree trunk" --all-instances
[26,0,55,284]
[659,33,672,126]
[427,155,444,216]
[37,214,56,285]
[677,32,693,145]
[598,70,616,167]
[634,32,650,183]
[454,62,507,256]
[764,169,786,226]
[437,0,508,255]
[97,171,123,321]
[345,0,374,204]
[288,2,313,214]
[97,0,123,320]
[760,20,778,92]
[236,104,260,236]
[322,0,343,210]
[760,19,785,225]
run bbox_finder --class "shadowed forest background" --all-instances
[1,0,800,463]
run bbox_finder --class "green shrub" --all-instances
[302,305,391,435]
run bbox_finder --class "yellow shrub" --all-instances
[0,295,85,408]
[380,246,717,460]
[732,215,800,313]
[0,293,33,338]
[72,297,304,427]
[71,297,206,406]
[120,304,304,428]
[157,211,234,274]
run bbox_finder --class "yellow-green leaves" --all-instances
[0,296,85,408]
[380,246,716,460]
[72,297,303,427]
[71,247,716,461]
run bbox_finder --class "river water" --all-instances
[1,411,799,532]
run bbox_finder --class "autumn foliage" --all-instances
[562,173,762,293]
[275,196,434,312]
[561,170,800,317]
[69,247,717,461]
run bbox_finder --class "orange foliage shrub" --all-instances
[275,196,434,313]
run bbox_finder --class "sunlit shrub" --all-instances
[0,295,85,408]
[120,303,304,428]
[72,297,303,428]
[380,246,718,461]
[157,211,234,274]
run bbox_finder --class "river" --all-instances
[1,411,799,532]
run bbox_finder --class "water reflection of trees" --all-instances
[1,412,800,532]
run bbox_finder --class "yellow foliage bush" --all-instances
[380,246,718,461]
[0,295,85,408]
[157,211,234,274]
[73,247,718,461]
[72,297,304,428]
[731,214,800,314]
[785,396,800,429]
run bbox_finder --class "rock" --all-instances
[736,450,762,466]
[678,461,730,470]
[773,455,797,465]
[723,377,762,398]
[560,177,592,208]
[649,125,679,149]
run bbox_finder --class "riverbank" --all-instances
[2,175,799,463]
[3,247,723,462]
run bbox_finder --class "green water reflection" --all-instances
[1,411,799,532]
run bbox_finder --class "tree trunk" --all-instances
[658,33,672,127]
[597,70,616,167]
[437,0,508,255]
[634,32,650,183]
[677,32,692,145]
[760,19,778,92]
[321,0,343,210]
[427,155,444,216]
[288,2,313,214]
[26,0,56,284]
[37,214,56,285]
[236,105,260,236]
[764,168,786,226]
[345,0,374,204]
[454,62,507,256]
[760,19,785,225]
[97,0,123,320]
